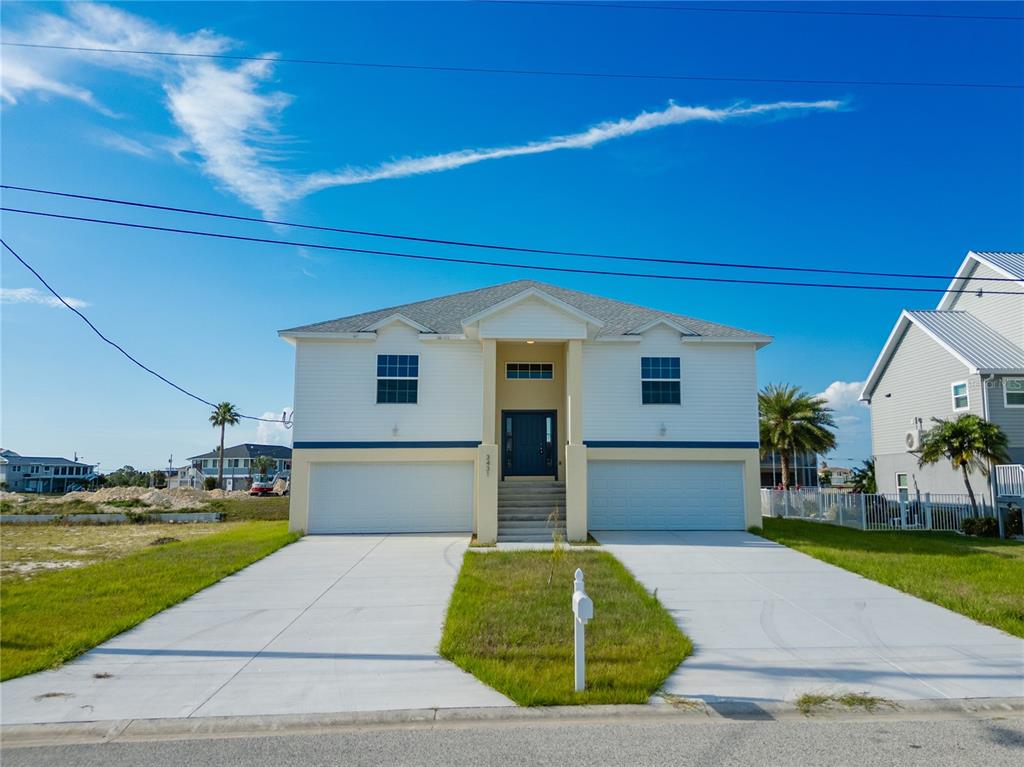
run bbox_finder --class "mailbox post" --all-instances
[572,568,593,692]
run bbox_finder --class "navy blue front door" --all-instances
[503,411,557,477]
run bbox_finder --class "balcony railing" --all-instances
[995,464,1024,498]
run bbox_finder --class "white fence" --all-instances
[761,488,985,532]
[995,464,1024,498]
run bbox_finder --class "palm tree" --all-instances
[850,458,877,494]
[759,384,837,489]
[252,454,276,479]
[916,414,1009,516]
[209,402,241,490]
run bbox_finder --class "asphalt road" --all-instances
[5,714,1023,767]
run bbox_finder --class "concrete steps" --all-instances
[497,480,566,542]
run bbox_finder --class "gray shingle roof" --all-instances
[280,280,769,340]
[973,251,1024,280]
[189,444,292,461]
[907,310,1024,372]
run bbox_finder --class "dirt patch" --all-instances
[148,537,181,547]
[56,486,213,510]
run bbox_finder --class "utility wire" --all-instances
[3,184,1021,284]
[484,1,1024,22]
[3,206,1020,296]
[3,42,1020,90]
[0,237,281,422]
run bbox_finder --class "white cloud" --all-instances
[4,4,845,216]
[2,287,89,309]
[816,380,871,465]
[817,380,867,411]
[255,407,293,446]
[96,130,157,157]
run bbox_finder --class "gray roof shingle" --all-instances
[280,280,769,340]
[907,310,1024,372]
[188,444,292,461]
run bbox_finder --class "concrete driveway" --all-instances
[1,535,511,724]
[594,531,1024,703]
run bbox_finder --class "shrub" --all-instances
[962,516,999,538]
[203,477,217,491]
[1005,508,1022,537]
[123,510,152,525]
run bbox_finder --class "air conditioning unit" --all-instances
[905,429,923,451]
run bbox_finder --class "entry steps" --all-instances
[497,480,566,543]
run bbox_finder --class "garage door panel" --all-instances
[588,461,744,530]
[309,462,472,534]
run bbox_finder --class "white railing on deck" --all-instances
[995,465,1024,498]
[760,488,983,533]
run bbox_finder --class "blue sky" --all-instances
[2,1,1022,473]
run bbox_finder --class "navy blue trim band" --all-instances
[584,440,758,449]
[294,441,480,450]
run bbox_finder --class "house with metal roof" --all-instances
[0,449,97,493]
[186,444,292,491]
[860,251,1024,508]
[278,280,771,543]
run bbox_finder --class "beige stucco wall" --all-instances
[495,341,566,479]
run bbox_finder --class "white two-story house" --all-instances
[279,280,770,543]
[860,251,1024,508]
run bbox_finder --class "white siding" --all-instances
[582,326,758,442]
[478,297,588,340]
[946,261,1024,346]
[292,323,482,442]
[988,376,1024,464]
[588,461,745,529]
[308,462,473,533]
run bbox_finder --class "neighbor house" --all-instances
[860,251,1024,509]
[278,280,770,543]
[0,449,96,493]
[187,444,292,491]
[759,450,820,489]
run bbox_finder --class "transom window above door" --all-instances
[376,354,419,403]
[506,362,554,380]
[641,356,681,404]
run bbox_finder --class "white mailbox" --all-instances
[573,588,593,623]
[572,568,592,692]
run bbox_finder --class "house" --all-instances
[278,280,771,543]
[186,444,292,491]
[0,449,96,493]
[860,251,1024,508]
[760,450,820,488]
[818,464,854,489]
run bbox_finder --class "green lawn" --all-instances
[1,521,298,680]
[759,518,1024,638]
[440,550,691,705]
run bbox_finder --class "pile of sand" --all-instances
[0,491,29,504]
[204,489,250,499]
[56,486,215,510]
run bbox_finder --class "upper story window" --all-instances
[641,357,681,404]
[951,381,969,411]
[1005,378,1024,408]
[506,362,553,380]
[377,354,419,404]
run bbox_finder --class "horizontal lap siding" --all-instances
[293,324,482,442]
[582,326,758,442]
[947,262,1024,345]
[478,297,588,339]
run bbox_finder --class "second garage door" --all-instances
[308,461,473,534]
[588,461,745,530]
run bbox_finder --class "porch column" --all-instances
[565,339,587,542]
[288,451,311,534]
[477,338,498,544]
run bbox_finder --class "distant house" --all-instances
[861,251,1024,509]
[818,464,854,489]
[0,449,96,493]
[760,450,820,488]
[186,444,292,491]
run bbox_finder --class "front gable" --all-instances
[462,288,603,340]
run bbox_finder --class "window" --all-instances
[951,381,969,411]
[895,472,909,503]
[641,356,681,404]
[506,362,553,380]
[1005,378,1024,408]
[376,354,419,403]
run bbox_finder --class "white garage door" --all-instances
[308,462,473,534]
[588,461,745,530]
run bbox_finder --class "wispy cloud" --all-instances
[95,130,157,158]
[4,4,845,217]
[816,380,871,464]
[2,287,89,309]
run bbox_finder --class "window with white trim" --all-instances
[506,362,553,380]
[895,472,909,503]
[1005,378,1024,408]
[951,381,969,411]
[641,357,681,404]
[376,354,419,403]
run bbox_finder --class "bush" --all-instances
[962,516,1000,538]
[1005,508,1022,537]
[123,510,152,525]
[203,477,217,491]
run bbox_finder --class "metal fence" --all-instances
[760,488,985,532]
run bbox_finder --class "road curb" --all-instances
[3,697,1022,747]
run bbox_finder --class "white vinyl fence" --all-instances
[761,488,985,532]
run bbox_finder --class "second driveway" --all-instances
[1,535,511,724]
[595,530,1024,703]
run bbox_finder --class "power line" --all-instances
[3,206,1020,296]
[3,42,1020,90]
[485,1,1024,22]
[0,237,281,423]
[4,183,1021,284]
